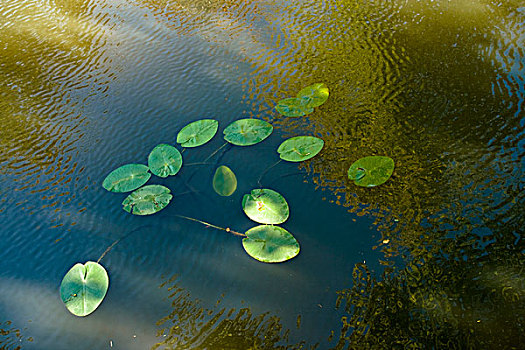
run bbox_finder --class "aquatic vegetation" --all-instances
[147,144,183,178]
[242,225,300,263]
[278,136,325,162]
[347,156,395,187]
[275,83,329,116]
[297,83,329,108]
[102,164,151,192]
[176,119,219,147]
[63,97,334,315]
[275,97,314,117]
[61,88,400,316]
[122,185,173,215]
[212,165,237,196]
[59,261,109,317]
[223,118,273,146]
[242,188,289,224]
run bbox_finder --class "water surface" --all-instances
[0,0,523,349]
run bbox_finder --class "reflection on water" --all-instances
[334,253,524,348]
[143,0,523,346]
[153,277,316,350]
[238,0,524,244]
[0,321,32,349]
[0,0,118,232]
[0,0,523,348]
[198,0,524,347]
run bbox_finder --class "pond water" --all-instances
[0,0,523,349]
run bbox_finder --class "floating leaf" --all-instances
[148,144,183,178]
[242,188,289,224]
[122,185,173,215]
[242,225,300,263]
[277,136,324,162]
[102,164,151,193]
[213,165,237,196]
[223,119,273,146]
[275,98,313,117]
[60,261,109,317]
[297,83,329,108]
[347,156,395,187]
[176,119,218,147]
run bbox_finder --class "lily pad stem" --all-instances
[174,214,246,237]
[203,142,229,162]
[97,225,154,263]
[257,159,282,188]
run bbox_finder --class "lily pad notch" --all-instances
[148,144,183,178]
[242,225,300,263]
[277,136,324,162]
[102,164,151,193]
[76,103,335,316]
[177,119,219,148]
[242,188,290,225]
[223,118,273,146]
[275,83,329,117]
[122,185,173,215]
[347,156,395,187]
[60,261,109,317]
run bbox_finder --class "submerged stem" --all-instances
[203,142,229,163]
[97,225,154,263]
[174,214,246,237]
[257,159,283,188]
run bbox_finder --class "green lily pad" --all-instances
[148,144,183,178]
[275,98,313,117]
[102,164,151,193]
[347,156,395,187]
[60,261,109,317]
[242,188,289,224]
[277,136,324,162]
[297,83,329,108]
[213,165,237,196]
[176,119,218,147]
[122,185,173,215]
[223,119,273,146]
[242,225,300,263]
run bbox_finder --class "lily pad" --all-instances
[102,164,151,193]
[242,225,300,263]
[297,83,329,108]
[176,119,218,147]
[277,136,324,162]
[275,98,313,117]
[242,188,289,224]
[148,144,183,178]
[122,185,173,215]
[213,165,237,196]
[60,261,109,317]
[223,119,273,146]
[347,156,395,187]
